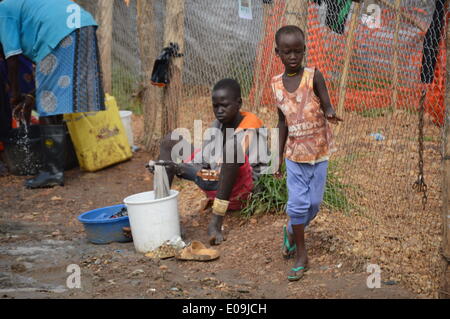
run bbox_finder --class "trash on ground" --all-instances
[145,243,178,259]
[168,236,186,249]
[369,133,385,141]
[144,236,186,260]
[110,206,128,219]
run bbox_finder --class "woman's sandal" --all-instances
[175,240,220,261]
[282,225,296,259]
[287,266,309,282]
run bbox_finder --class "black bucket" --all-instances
[65,128,78,171]
[2,125,43,176]
[1,124,78,176]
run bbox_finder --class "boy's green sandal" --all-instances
[282,225,296,259]
[288,266,308,282]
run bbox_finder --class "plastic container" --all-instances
[123,190,180,253]
[1,124,78,176]
[2,125,43,176]
[119,110,134,148]
[77,204,132,244]
[64,94,132,172]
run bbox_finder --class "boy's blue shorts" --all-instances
[286,159,328,234]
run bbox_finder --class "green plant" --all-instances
[240,161,354,218]
[240,164,288,218]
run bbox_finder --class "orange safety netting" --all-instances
[249,2,447,126]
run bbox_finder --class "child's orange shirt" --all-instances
[271,67,335,164]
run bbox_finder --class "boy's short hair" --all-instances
[275,25,305,46]
[212,78,242,100]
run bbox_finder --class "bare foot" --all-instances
[207,215,224,246]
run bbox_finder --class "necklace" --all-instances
[286,72,298,77]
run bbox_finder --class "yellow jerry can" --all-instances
[64,94,132,172]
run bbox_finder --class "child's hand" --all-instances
[325,109,343,124]
[146,160,182,176]
[274,169,284,180]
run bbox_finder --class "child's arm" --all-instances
[276,108,288,176]
[215,137,242,201]
[313,69,343,124]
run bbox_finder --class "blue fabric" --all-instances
[35,32,75,116]
[35,27,104,116]
[0,0,97,63]
[286,159,328,233]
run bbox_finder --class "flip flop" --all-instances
[282,225,296,259]
[175,240,220,261]
[287,266,309,282]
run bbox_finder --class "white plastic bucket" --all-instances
[123,190,180,253]
[119,110,134,148]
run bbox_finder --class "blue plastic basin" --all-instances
[77,204,132,244]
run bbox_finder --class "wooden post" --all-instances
[441,13,450,299]
[285,0,308,33]
[96,0,113,94]
[336,1,361,117]
[162,0,185,134]
[391,0,401,110]
[137,0,163,154]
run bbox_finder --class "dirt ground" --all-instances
[0,114,424,299]
[0,150,419,299]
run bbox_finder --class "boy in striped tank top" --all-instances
[272,25,342,281]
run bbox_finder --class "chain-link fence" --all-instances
[76,0,447,297]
